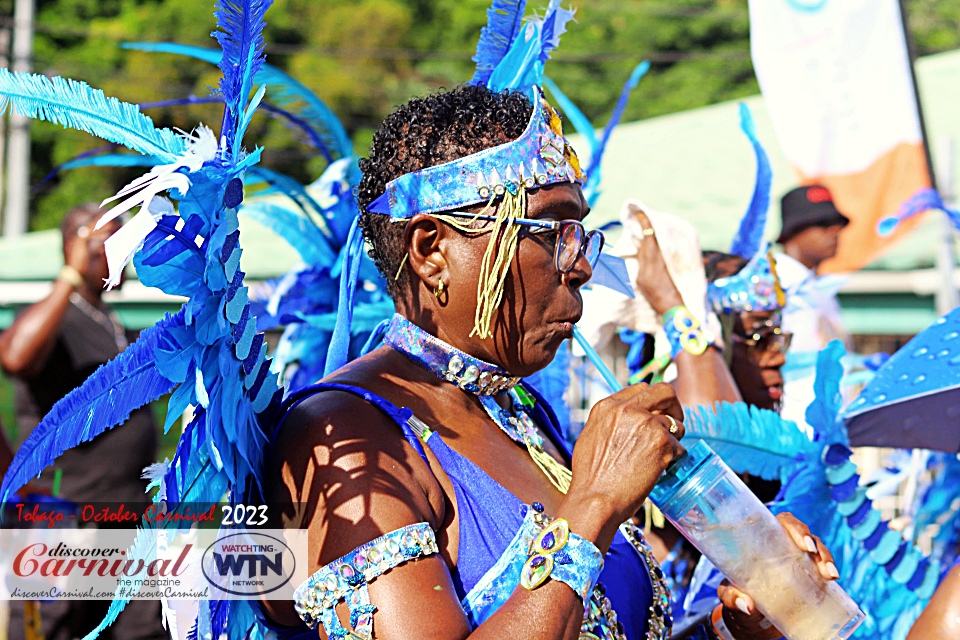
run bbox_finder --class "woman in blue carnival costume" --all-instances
[259,5,841,639]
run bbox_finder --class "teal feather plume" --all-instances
[682,401,812,481]
[0,69,185,160]
[123,41,352,159]
[239,200,335,265]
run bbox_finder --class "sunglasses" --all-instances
[443,213,605,273]
[730,328,793,354]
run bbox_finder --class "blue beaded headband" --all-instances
[707,245,786,315]
[367,87,584,220]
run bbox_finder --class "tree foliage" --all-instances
[1,0,957,230]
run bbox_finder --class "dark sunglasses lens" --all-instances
[557,223,584,272]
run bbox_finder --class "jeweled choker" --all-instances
[384,314,521,396]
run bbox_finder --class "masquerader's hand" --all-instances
[65,224,93,276]
[716,512,839,640]
[629,209,683,316]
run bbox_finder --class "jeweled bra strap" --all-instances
[383,314,521,396]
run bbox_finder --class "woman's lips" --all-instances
[767,385,783,401]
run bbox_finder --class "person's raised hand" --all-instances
[563,382,685,549]
[630,208,684,316]
[715,512,839,639]
[65,225,92,276]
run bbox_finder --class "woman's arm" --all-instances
[263,382,688,639]
[907,563,960,640]
[629,210,741,407]
[0,229,91,378]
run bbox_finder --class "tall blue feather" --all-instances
[0,69,185,160]
[584,60,649,206]
[123,42,352,159]
[682,401,811,481]
[470,0,528,86]
[0,311,185,503]
[212,0,272,153]
[729,102,773,259]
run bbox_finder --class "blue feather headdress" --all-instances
[325,0,588,368]
[0,1,285,638]
[704,104,783,316]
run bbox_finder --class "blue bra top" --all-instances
[269,381,657,639]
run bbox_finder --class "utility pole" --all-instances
[3,0,34,237]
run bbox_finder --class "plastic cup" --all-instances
[650,442,865,640]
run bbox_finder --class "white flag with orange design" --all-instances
[748,0,934,272]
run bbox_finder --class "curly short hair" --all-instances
[357,84,534,298]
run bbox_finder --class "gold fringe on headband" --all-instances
[435,186,528,340]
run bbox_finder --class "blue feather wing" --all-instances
[0,311,186,503]
[470,0,528,86]
[0,69,185,159]
[682,401,813,481]
[729,103,773,259]
[123,42,352,159]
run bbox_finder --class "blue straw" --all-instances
[572,325,623,393]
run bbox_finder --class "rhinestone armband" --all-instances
[292,523,438,638]
[520,503,604,604]
[662,305,708,358]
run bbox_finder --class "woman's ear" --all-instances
[404,214,448,290]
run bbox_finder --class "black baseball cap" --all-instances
[777,185,850,243]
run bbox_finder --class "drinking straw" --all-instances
[572,325,623,393]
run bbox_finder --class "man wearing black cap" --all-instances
[774,184,852,427]
[777,185,851,274]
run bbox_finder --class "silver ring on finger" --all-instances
[665,415,680,435]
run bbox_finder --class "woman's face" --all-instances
[729,310,789,411]
[439,183,593,376]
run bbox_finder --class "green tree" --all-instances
[5,0,959,230]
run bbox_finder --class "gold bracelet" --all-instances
[57,265,84,289]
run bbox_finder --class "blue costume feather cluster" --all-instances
[123,42,353,161]
[1,1,289,637]
[768,343,938,639]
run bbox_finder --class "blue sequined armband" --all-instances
[292,522,439,638]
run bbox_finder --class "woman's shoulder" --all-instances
[264,355,445,527]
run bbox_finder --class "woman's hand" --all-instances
[561,382,686,551]
[630,209,684,316]
[717,512,840,639]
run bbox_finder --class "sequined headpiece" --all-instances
[707,245,786,315]
[367,87,584,220]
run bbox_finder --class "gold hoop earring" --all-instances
[433,279,446,299]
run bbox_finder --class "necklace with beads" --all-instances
[383,313,571,493]
[383,313,672,638]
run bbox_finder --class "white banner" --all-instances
[749,0,933,272]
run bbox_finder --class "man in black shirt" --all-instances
[0,203,165,640]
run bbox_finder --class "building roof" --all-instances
[577,48,960,272]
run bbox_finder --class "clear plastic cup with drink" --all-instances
[650,441,865,640]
